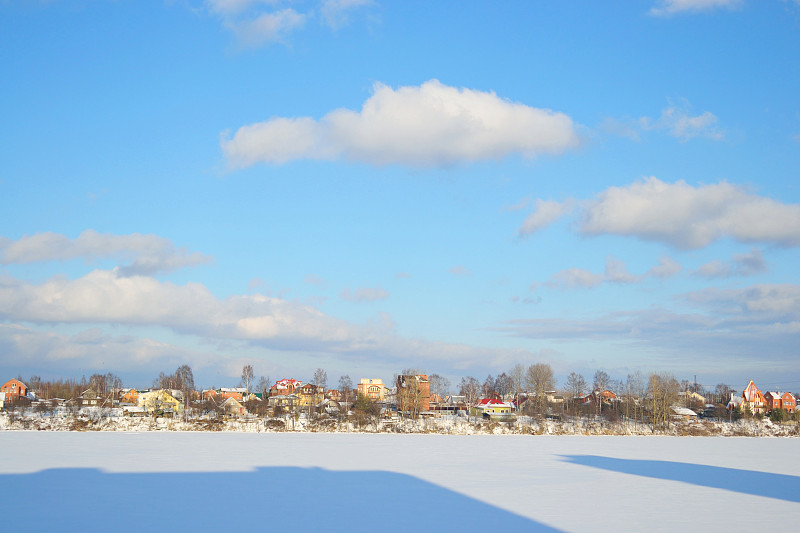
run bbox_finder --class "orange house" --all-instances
[765,391,797,413]
[1,379,28,399]
[741,380,767,414]
[120,389,140,404]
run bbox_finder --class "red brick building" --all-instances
[1,379,28,399]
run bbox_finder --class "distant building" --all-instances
[0,379,28,400]
[739,380,767,415]
[396,375,430,415]
[471,398,515,420]
[357,379,385,402]
[765,391,796,413]
[270,379,304,397]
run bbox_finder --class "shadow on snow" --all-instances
[560,455,800,503]
[2,466,561,531]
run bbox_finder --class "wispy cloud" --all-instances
[224,9,306,48]
[541,256,679,291]
[0,230,212,277]
[693,248,767,278]
[518,199,574,237]
[221,80,580,168]
[448,265,472,277]
[604,100,723,142]
[320,0,373,29]
[650,0,743,16]
[495,283,800,372]
[520,177,800,249]
[206,0,373,48]
[339,286,389,302]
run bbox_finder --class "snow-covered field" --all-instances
[2,432,797,531]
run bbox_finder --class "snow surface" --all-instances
[1,432,798,531]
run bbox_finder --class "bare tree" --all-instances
[648,372,680,431]
[459,376,481,421]
[174,365,194,419]
[494,373,513,400]
[525,363,555,415]
[565,372,587,415]
[241,364,255,393]
[510,363,526,395]
[338,375,353,419]
[428,374,451,399]
[257,375,272,397]
[592,370,612,416]
[482,374,496,398]
[313,368,328,390]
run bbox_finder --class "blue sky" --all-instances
[2,0,799,393]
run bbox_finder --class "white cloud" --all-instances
[578,177,800,249]
[693,249,767,279]
[0,230,212,276]
[0,269,535,375]
[646,256,683,279]
[650,0,743,16]
[225,8,306,47]
[518,199,574,237]
[545,268,604,290]
[221,80,580,168]
[206,0,281,15]
[304,274,327,286]
[339,286,389,302]
[686,284,800,315]
[604,257,641,284]
[448,265,471,277]
[0,323,217,375]
[641,103,723,141]
[207,0,374,49]
[321,0,373,29]
[542,255,681,291]
[495,283,800,372]
[606,101,723,142]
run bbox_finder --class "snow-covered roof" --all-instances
[671,406,697,417]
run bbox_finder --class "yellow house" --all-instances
[296,384,324,408]
[138,389,183,415]
[357,378,385,402]
[470,399,515,419]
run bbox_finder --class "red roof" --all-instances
[477,398,505,405]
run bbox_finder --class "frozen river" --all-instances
[1,432,797,531]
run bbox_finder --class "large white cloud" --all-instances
[0,230,212,276]
[650,0,742,16]
[221,80,580,168]
[579,178,800,248]
[0,269,530,374]
[520,177,800,249]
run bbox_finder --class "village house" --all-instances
[221,397,246,417]
[270,379,304,397]
[357,378,385,401]
[138,389,183,416]
[1,379,28,399]
[471,398,515,420]
[396,374,430,415]
[296,383,325,408]
[738,380,767,415]
[326,389,341,401]
[78,389,104,407]
[120,388,141,405]
[764,391,797,413]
